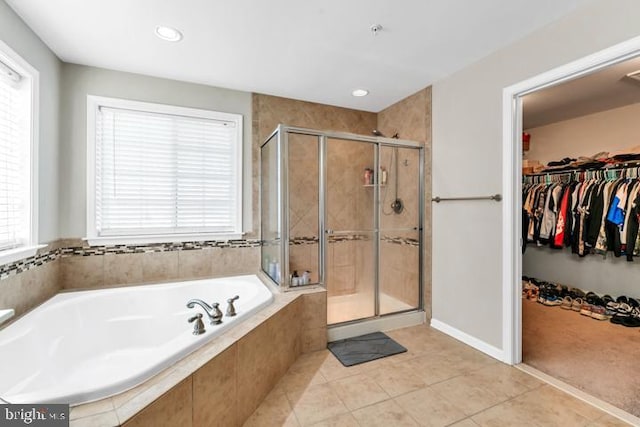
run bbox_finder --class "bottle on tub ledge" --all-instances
[291,270,300,287]
[290,270,312,286]
[302,270,311,285]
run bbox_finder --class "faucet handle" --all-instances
[210,303,223,324]
[188,313,205,335]
[226,295,239,317]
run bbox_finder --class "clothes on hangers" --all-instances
[522,171,640,261]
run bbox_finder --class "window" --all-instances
[0,41,38,263]
[87,96,243,244]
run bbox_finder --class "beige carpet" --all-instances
[523,299,640,417]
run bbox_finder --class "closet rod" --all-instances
[432,194,502,203]
[524,162,640,178]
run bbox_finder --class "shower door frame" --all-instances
[261,124,425,325]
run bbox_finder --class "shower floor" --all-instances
[327,291,415,325]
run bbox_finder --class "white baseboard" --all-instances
[430,318,504,361]
[517,364,640,426]
[328,311,426,342]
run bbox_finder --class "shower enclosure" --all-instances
[260,125,423,326]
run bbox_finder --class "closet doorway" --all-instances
[503,36,640,423]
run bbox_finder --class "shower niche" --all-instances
[260,125,424,326]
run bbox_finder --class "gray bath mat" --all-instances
[327,332,407,367]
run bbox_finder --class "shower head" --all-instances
[372,129,400,139]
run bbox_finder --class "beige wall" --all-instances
[432,0,640,350]
[524,102,640,164]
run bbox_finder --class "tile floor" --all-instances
[243,324,630,426]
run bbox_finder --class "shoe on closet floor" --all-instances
[580,302,594,316]
[560,296,573,310]
[571,298,583,312]
[620,308,640,327]
[543,294,562,307]
[569,288,585,299]
[590,305,610,321]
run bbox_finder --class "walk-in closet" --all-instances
[521,56,640,417]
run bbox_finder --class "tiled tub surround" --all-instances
[65,283,326,427]
[0,239,262,318]
[0,275,274,405]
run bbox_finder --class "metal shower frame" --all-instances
[260,124,425,323]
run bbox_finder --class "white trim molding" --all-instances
[86,95,244,244]
[501,35,640,365]
[0,39,40,256]
[430,318,504,361]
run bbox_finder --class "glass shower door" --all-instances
[378,145,422,315]
[325,138,376,324]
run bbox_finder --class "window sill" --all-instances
[85,233,245,246]
[0,244,47,266]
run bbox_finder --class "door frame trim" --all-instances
[501,35,640,365]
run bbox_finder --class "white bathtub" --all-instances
[0,274,273,405]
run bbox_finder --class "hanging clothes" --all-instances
[522,169,640,261]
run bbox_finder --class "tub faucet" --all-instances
[186,299,223,324]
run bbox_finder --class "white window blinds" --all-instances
[93,101,242,238]
[0,61,29,251]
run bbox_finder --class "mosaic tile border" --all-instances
[289,235,419,247]
[0,250,59,280]
[0,235,417,281]
[59,239,261,257]
[381,236,420,247]
[0,239,262,280]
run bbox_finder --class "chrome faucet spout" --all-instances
[186,299,223,325]
[186,299,213,312]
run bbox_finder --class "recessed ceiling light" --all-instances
[352,89,369,97]
[155,25,183,42]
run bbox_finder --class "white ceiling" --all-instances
[7,0,590,112]
[524,56,640,129]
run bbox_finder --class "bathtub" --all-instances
[0,274,273,405]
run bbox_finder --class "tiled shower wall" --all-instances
[254,94,379,293]
[253,89,432,312]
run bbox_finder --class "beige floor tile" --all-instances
[351,399,419,427]
[471,385,598,427]
[289,350,332,372]
[309,413,360,427]
[395,387,467,427]
[274,367,327,401]
[448,419,480,427]
[366,362,427,397]
[528,385,607,422]
[243,390,300,427]
[399,354,467,385]
[329,373,390,411]
[288,383,349,426]
[317,353,374,382]
[462,363,543,399]
[588,414,633,426]
[430,374,511,417]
